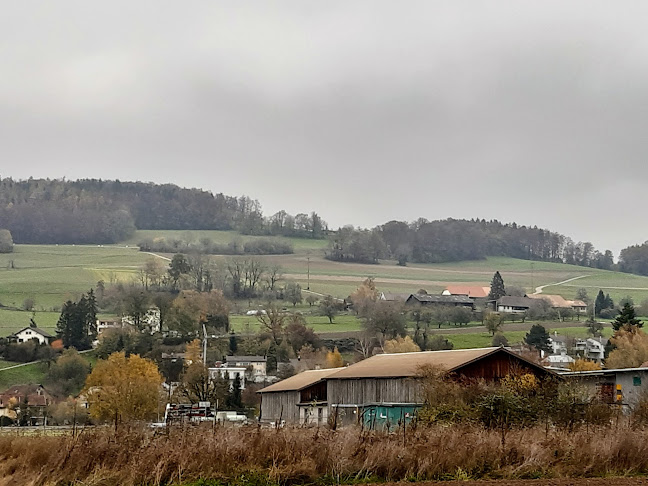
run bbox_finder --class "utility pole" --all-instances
[202,322,208,365]
[307,257,310,290]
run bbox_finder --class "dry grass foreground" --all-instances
[2,425,648,486]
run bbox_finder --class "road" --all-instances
[532,275,588,294]
[0,349,94,372]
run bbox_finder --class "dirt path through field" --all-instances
[532,275,588,294]
[284,273,451,287]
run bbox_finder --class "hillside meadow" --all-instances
[0,229,647,340]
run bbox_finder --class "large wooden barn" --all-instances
[258,347,554,427]
[326,347,553,427]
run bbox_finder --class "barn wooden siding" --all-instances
[260,391,299,423]
[300,381,327,403]
[327,378,422,406]
[456,353,548,381]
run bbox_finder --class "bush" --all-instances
[491,333,509,347]
[0,229,13,253]
[425,335,453,351]
[4,341,39,362]
[599,308,618,320]
[46,349,91,397]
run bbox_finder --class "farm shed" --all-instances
[405,294,474,308]
[442,285,490,299]
[327,347,555,428]
[258,368,341,425]
[560,367,648,411]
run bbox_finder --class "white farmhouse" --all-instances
[10,327,54,345]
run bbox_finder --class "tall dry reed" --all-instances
[0,423,648,486]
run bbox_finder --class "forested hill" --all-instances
[0,178,617,273]
[328,219,615,270]
[0,178,325,244]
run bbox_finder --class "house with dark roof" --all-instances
[496,296,535,313]
[9,327,54,345]
[405,293,474,308]
[378,292,412,303]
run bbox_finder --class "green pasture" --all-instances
[447,325,612,350]
[230,313,363,334]
[0,361,48,390]
[0,309,59,336]
[0,245,148,310]
[122,229,328,253]
[2,235,648,338]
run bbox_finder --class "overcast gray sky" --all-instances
[2,2,647,256]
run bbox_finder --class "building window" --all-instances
[634,376,642,386]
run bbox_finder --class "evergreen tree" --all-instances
[594,290,606,317]
[56,301,75,348]
[266,343,277,373]
[612,303,643,331]
[168,254,191,290]
[85,289,98,338]
[227,374,243,410]
[55,291,96,350]
[604,293,614,310]
[524,324,551,353]
[229,331,238,354]
[488,271,506,300]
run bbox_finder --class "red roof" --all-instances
[444,285,490,298]
[0,385,53,407]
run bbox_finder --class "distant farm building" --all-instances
[528,294,587,314]
[378,292,412,302]
[442,285,490,299]
[405,294,474,308]
[496,296,534,313]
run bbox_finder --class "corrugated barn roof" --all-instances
[329,347,502,379]
[258,368,342,393]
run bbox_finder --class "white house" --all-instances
[225,356,267,382]
[10,327,54,345]
[96,318,123,334]
[208,366,246,390]
[122,306,161,334]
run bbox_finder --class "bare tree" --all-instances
[266,264,283,291]
[257,304,286,345]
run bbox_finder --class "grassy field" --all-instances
[2,230,648,338]
[0,361,48,390]
[445,325,612,349]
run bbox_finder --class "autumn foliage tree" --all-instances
[350,278,378,316]
[568,359,602,371]
[84,352,163,427]
[166,290,230,336]
[606,329,648,369]
[383,335,420,353]
[326,347,343,368]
